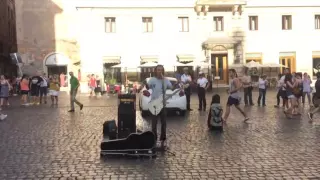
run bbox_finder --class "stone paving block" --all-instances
[0,91,319,179]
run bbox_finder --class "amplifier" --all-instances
[118,94,136,138]
[103,120,117,140]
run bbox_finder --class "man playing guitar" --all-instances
[181,67,192,111]
[145,65,172,148]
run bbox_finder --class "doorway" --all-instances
[279,56,295,73]
[211,54,228,84]
[47,66,67,76]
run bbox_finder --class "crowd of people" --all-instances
[153,66,318,143]
[0,66,318,143]
[0,71,84,120]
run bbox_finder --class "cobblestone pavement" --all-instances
[0,90,319,180]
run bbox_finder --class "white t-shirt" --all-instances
[40,77,48,87]
[197,77,208,88]
[242,75,251,88]
[258,79,268,89]
[280,75,286,90]
[181,74,192,83]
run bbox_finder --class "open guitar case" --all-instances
[100,94,156,158]
[100,131,156,158]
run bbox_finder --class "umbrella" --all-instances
[245,60,263,68]
[262,63,287,68]
[138,62,158,68]
[111,64,137,68]
[261,63,287,77]
[172,61,187,67]
[229,63,245,68]
[185,61,214,67]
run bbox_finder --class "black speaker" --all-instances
[103,120,117,140]
[118,94,136,138]
[10,53,22,64]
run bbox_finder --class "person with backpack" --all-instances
[207,94,223,131]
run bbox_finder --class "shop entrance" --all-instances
[47,66,67,76]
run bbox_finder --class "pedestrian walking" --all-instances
[49,75,60,105]
[20,75,30,105]
[302,73,312,107]
[0,75,11,110]
[274,74,285,108]
[284,73,299,117]
[279,68,290,110]
[30,71,43,105]
[196,72,208,111]
[257,74,268,106]
[181,67,192,111]
[88,74,96,97]
[94,75,102,97]
[223,69,249,122]
[308,72,320,122]
[39,73,49,104]
[242,69,254,106]
[293,73,303,108]
[68,71,83,112]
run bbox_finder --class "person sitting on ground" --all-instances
[207,94,223,131]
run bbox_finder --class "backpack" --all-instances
[208,104,223,128]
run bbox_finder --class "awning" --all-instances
[246,53,262,58]
[202,37,236,50]
[103,56,121,64]
[205,37,236,44]
[73,61,81,66]
[176,54,195,62]
[140,55,158,63]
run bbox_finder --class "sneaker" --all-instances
[68,109,75,112]
[244,117,250,122]
[80,104,84,110]
[274,105,279,108]
[308,113,313,121]
[0,114,7,120]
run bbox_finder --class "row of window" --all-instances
[104,15,320,33]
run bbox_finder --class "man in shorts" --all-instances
[223,69,249,122]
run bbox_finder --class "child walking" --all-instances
[207,94,223,131]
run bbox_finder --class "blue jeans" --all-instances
[257,88,266,105]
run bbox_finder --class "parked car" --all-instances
[139,77,187,117]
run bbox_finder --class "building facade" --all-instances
[0,0,17,77]
[15,0,320,91]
